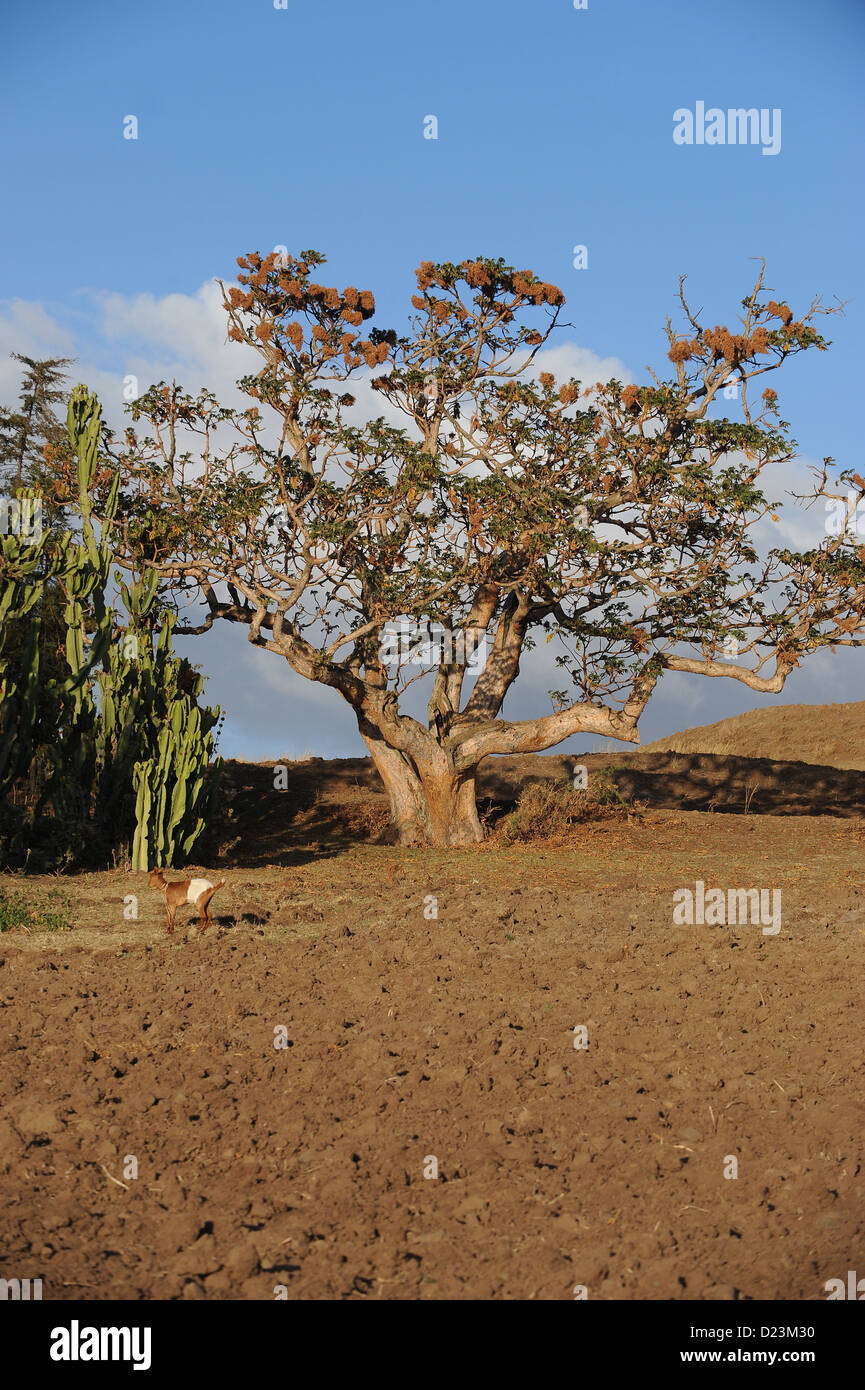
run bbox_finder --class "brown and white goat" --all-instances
[148,868,225,935]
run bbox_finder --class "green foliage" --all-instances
[0,353,73,499]
[0,386,221,872]
[98,574,222,870]
[0,510,45,799]
[0,884,72,933]
[0,886,30,931]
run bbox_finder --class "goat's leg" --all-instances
[198,888,217,934]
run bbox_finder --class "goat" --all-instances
[148,868,225,935]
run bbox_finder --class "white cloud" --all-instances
[94,279,260,425]
[531,341,632,389]
[753,454,840,553]
[0,300,76,357]
[0,299,77,408]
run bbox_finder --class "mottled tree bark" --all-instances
[361,731,483,846]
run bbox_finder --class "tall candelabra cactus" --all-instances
[100,571,223,870]
[38,388,121,830]
[1,384,119,807]
[130,658,223,871]
[0,385,222,870]
[61,385,120,692]
[0,495,48,797]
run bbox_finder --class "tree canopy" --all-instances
[97,250,865,844]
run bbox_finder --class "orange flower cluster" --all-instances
[232,254,376,337]
[668,337,693,363]
[669,323,772,367]
[413,257,565,308]
[538,283,564,307]
[539,372,555,389]
[362,341,390,369]
[749,326,769,353]
[766,300,793,325]
[462,260,492,289]
[227,287,255,310]
[237,252,278,283]
[559,383,579,405]
[512,272,564,307]
[621,385,640,411]
[703,326,740,361]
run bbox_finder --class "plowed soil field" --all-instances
[1,754,863,1300]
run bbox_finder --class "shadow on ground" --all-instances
[215,750,865,868]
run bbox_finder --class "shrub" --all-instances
[499,771,639,843]
[0,885,73,933]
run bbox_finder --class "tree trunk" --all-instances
[361,735,483,847]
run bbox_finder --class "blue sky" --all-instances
[2,0,863,759]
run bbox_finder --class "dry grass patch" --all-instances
[495,771,641,843]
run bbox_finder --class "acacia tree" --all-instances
[106,249,865,845]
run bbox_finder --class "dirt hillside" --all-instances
[642,700,865,771]
[218,748,865,863]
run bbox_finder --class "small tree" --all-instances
[109,251,865,845]
[0,353,74,494]
[0,355,77,705]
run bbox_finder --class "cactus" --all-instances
[98,577,221,871]
[0,523,45,795]
[0,386,221,871]
[131,762,152,873]
[0,487,59,799]
[123,612,222,870]
[35,389,121,827]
